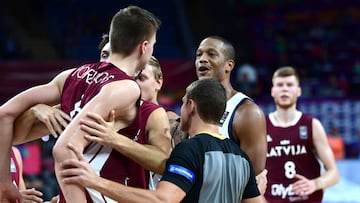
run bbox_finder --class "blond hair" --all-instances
[272,66,300,84]
[148,56,163,81]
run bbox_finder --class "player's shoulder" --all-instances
[148,105,167,119]
[140,101,167,121]
[235,99,264,118]
[104,78,139,90]
[311,116,324,129]
[298,112,317,124]
[141,100,161,109]
[230,92,259,111]
[53,68,75,84]
[100,80,140,101]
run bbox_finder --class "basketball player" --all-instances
[98,33,111,62]
[0,5,160,203]
[79,57,173,188]
[11,146,44,203]
[60,78,262,203]
[195,36,268,193]
[13,42,173,191]
[98,34,186,146]
[264,66,339,202]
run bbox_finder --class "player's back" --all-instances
[58,62,140,203]
[61,62,133,117]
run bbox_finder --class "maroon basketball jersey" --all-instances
[10,149,20,187]
[59,62,142,203]
[265,113,323,203]
[127,100,161,188]
[61,62,134,116]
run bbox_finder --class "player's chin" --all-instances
[197,74,212,80]
[278,102,293,109]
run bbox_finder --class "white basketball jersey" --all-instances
[219,92,250,140]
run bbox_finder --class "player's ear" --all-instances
[156,77,163,90]
[187,99,196,115]
[225,59,235,74]
[297,86,302,97]
[140,40,149,55]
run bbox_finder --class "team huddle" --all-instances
[0,5,339,203]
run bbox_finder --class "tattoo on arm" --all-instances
[170,118,188,147]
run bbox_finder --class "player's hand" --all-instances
[80,110,118,148]
[291,174,316,196]
[60,143,98,188]
[31,104,71,138]
[20,188,43,203]
[255,169,268,195]
[0,182,22,203]
[43,195,58,203]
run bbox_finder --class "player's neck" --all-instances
[144,98,158,105]
[273,107,301,127]
[222,82,237,100]
[108,54,139,77]
[188,123,219,139]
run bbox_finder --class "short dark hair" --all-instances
[109,5,161,56]
[207,36,235,61]
[186,78,226,124]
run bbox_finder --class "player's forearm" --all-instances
[54,111,94,202]
[0,114,15,182]
[254,131,267,174]
[92,176,162,203]
[239,125,267,174]
[254,149,267,175]
[54,136,88,202]
[0,146,12,182]
[113,138,168,174]
[13,109,49,144]
[314,168,340,191]
[245,144,267,175]
[0,94,33,184]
